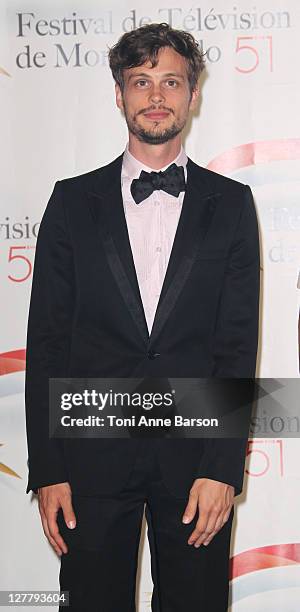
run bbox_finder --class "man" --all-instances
[25,23,260,612]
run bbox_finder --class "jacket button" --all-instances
[147,350,161,360]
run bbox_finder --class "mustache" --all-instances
[137,106,174,116]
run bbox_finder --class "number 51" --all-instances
[235,36,273,73]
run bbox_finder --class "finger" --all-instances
[40,512,63,556]
[199,527,219,547]
[223,506,234,524]
[47,507,68,554]
[188,505,222,545]
[201,507,232,546]
[182,490,198,524]
[196,514,224,547]
[61,496,77,530]
[187,509,210,544]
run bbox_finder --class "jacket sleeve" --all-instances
[25,181,74,494]
[195,184,260,496]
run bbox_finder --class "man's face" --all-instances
[115,46,199,145]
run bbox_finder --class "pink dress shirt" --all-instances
[121,143,188,334]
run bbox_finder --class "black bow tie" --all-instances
[130,163,186,205]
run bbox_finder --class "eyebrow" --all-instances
[127,72,185,81]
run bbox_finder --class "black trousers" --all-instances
[58,440,234,611]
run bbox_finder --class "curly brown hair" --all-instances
[108,22,205,96]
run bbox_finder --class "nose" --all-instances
[149,83,165,105]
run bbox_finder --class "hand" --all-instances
[182,478,234,548]
[38,482,76,556]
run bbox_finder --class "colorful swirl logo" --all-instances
[230,544,300,610]
[0,66,10,77]
[0,444,20,480]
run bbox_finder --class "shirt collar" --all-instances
[122,142,188,182]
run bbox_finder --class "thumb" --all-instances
[182,491,198,524]
[61,498,77,529]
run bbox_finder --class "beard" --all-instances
[123,106,186,145]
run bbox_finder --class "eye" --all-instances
[166,80,178,87]
[135,79,148,87]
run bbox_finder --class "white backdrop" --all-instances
[1,1,300,610]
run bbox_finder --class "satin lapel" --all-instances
[148,160,221,347]
[87,154,149,345]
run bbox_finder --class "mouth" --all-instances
[143,111,170,120]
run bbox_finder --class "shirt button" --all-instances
[156,246,161,252]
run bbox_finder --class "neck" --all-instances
[128,134,182,169]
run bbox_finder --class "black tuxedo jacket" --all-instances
[25,152,260,498]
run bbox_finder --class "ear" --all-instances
[189,86,200,111]
[115,83,124,111]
